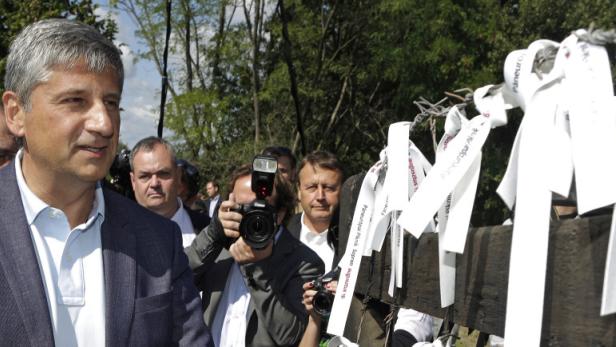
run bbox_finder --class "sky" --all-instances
[93,1,268,148]
[94,2,161,148]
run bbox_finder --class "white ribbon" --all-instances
[397,86,511,307]
[433,106,469,307]
[329,122,434,334]
[327,161,382,336]
[563,31,616,214]
[602,207,616,316]
[497,31,616,344]
[499,38,564,347]
[384,123,411,296]
[561,32,616,315]
[363,123,433,296]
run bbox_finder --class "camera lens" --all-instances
[249,217,264,234]
[313,290,334,317]
[240,208,276,249]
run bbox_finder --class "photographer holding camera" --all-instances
[186,156,324,347]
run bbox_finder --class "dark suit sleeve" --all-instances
[239,241,325,346]
[167,223,213,346]
[185,216,229,284]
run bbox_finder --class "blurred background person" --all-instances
[202,180,222,219]
[262,145,298,184]
[176,158,203,210]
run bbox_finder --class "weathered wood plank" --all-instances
[338,173,616,345]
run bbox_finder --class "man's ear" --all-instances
[129,171,136,190]
[297,185,303,200]
[2,91,26,138]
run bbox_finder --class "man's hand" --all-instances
[302,281,317,315]
[217,193,243,239]
[302,279,338,318]
[229,236,273,264]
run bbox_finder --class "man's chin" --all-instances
[308,211,332,221]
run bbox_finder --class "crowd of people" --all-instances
[0,18,436,346]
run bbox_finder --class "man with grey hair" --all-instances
[0,19,211,346]
[130,136,209,247]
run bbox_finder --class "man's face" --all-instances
[130,144,179,217]
[206,182,218,198]
[277,155,295,182]
[298,164,342,225]
[3,62,121,185]
[0,108,18,169]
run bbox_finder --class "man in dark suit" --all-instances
[130,136,209,247]
[186,162,324,347]
[202,180,222,219]
[0,19,211,346]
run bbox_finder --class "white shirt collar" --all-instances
[171,198,199,247]
[171,197,185,220]
[14,149,105,226]
[300,213,329,240]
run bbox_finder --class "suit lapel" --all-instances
[101,190,137,347]
[0,164,54,346]
[286,213,302,240]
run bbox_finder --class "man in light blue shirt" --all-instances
[0,18,211,346]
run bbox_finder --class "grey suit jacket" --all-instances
[186,218,325,347]
[0,163,212,346]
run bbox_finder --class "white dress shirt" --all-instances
[211,263,251,347]
[171,198,196,247]
[15,150,106,347]
[299,213,334,273]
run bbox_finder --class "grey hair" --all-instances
[130,136,177,171]
[5,18,124,110]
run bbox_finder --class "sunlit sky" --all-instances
[94,1,161,148]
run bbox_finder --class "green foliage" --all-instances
[118,0,616,225]
[0,0,117,89]
[165,88,254,183]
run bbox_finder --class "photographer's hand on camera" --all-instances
[302,280,337,316]
[302,282,318,317]
[229,236,273,264]
[219,193,273,263]
[218,193,243,239]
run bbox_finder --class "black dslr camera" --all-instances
[312,267,340,318]
[234,155,278,249]
[106,149,134,200]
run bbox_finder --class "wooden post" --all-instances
[338,173,616,345]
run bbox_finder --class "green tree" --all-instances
[117,0,616,226]
[0,0,117,89]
